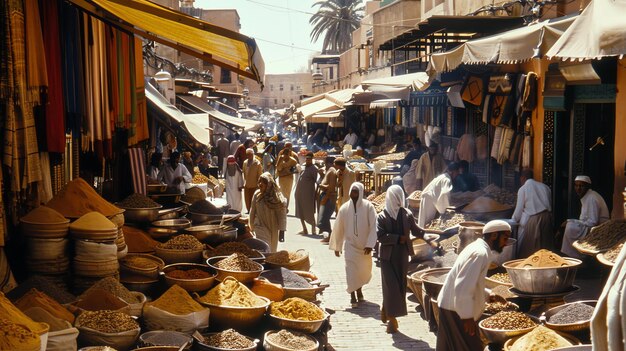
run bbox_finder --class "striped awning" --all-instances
[370,99,401,109]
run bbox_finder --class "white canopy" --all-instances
[547,0,626,59]
[361,72,430,91]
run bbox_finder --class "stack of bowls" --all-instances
[20,206,71,289]
[70,212,120,293]
[108,212,127,260]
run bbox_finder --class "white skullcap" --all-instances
[483,220,511,235]
[575,175,591,184]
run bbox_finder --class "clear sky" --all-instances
[195,0,330,74]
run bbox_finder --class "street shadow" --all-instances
[391,331,435,351]
[346,300,382,320]
[407,294,419,303]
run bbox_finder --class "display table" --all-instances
[374,171,400,194]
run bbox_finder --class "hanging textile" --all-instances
[522,72,538,112]
[461,75,484,106]
[24,0,47,103]
[497,128,515,165]
[132,38,149,145]
[476,134,489,161]
[491,127,503,161]
[408,86,448,128]
[485,74,516,128]
[41,0,66,153]
[60,1,84,138]
[515,73,527,117]
[456,133,476,163]
[128,148,147,195]
[2,0,43,192]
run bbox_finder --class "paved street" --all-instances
[275,197,438,351]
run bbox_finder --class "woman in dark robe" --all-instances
[294,152,318,235]
[376,185,423,333]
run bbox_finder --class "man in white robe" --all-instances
[512,168,553,258]
[157,151,192,194]
[418,163,460,228]
[437,220,511,351]
[561,175,610,258]
[224,156,244,213]
[329,182,377,307]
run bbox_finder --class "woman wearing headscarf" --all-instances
[262,141,277,177]
[249,172,288,252]
[329,182,377,307]
[376,185,424,333]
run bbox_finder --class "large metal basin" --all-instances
[421,267,451,298]
[478,314,539,344]
[502,258,582,295]
[543,300,597,333]
[119,205,163,224]
[185,225,237,245]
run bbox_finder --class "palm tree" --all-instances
[310,0,364,54]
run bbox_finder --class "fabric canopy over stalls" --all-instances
[68,0,265,85]
[547,0,626,59]
[178,94,262,131]
[361,72,430,91]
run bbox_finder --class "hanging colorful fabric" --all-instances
[461,75,484,106]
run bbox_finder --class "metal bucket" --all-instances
[457,221,484,254]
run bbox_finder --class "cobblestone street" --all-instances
[277,198,437,351]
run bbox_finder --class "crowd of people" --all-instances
[145,127,612,344]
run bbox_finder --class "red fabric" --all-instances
[41,0,66,153]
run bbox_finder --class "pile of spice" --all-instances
[481,311,536,330]
[214,252,260,271]
[6,275,76,304]
[192,173,210,184]
[141,331,191,347]
[270,297,325,321]
[147,285,205,315]
[158,235,204,250]
[70,211,117,232]
[578,220,626,252]
[21,206,68,224]
[605,242,624,263]
[121,255,162,270]
[266,250,307,265]
[198,278,266,307]
[75,288,129,311]
[189,199,222,215]
[483,184,517,206]
[0,292,48,335]
[519,249,569,268]
[548,303,595,324]
[80,277,141,304]
[202,329,255,349]
[14,288,75,323]
[484,301,518,315]
[491,285,516,299]
[425,212,476,231]
[46,178,121,218]
[206,241,263,258]
[166,268,212,280]
[118,193,160,208]
[261,268,313,288]
[23,307,69,332]
[488,272,511,284]
[266,329,318,350]
[0,318,40,351]
[509,325,571,351]
[76,310,139,333]
[182,188,209,205]
[122,226,159,253]
[463,196,513,212]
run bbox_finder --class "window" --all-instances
[282,99,285,103]
[270,85,274,91]
[279,84,284,91]
[329,67,334,80]
[290,85,294,91]
[220,68,231,84]
[274,99,278,104]
[290,99,293,103]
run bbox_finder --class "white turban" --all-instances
[483,220,511,235]
[575,175,591,184]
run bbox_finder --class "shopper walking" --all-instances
[223,156,244,213]
[295,152,318,235]
[242,148,263,213]
[249,173,287,252]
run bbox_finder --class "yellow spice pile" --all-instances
[197,278,265,307]
[270,297,325,321]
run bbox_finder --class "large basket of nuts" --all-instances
[154,235,205,264]
[206,253,263,283]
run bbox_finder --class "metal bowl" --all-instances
[478,314,540,344]
[118,205,163,224]
[185,225,237,245]
[147,227,179,242]
[195,332,259,351]
[548,346,591,351]
[161,263,217,292]
[206,256,263,283]
[502,258,582,294]
[542,300,597,333]
[421,268,451,298]
[198,296,270,330]
[267,312,328,334]
[411,234,440,261]
[188,211,241,225]
[151,218,192,231]
[120,273,159,295]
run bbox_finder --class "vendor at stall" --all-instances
[437,220,511,351]
[415,142,446,191]
[157,151,192,194]
[417,163,459,228]
[561,175,610,259]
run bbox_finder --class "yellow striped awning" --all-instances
[69,0,264,85]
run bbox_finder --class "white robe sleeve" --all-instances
[452,253,488,320]
[329,204,347,252]
[512,186,525,223]
[365,203,378,249]
[580,194,601,227]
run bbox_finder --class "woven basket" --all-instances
[120,254,165,279]
[27,237,68,261]
[73,258,119,277]
[128,291,147,317]
[154,246,204,264]
[21,222,69,238]
[265,249,311,271]
[407,191,421,208]
[26,257,70,274]
[108,212,125,228]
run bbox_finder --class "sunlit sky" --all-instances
[196,0,361,74]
